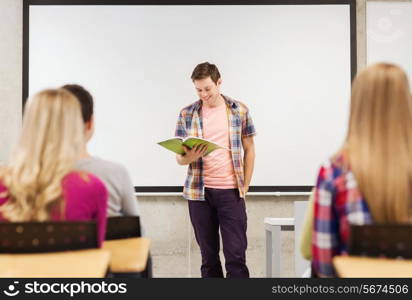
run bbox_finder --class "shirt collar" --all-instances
[193,94,238,112]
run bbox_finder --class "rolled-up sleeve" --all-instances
[241,108,256,137]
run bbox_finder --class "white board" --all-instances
[28,4,352,189]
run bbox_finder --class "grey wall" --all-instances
[0,0,22,163]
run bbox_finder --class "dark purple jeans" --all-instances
[188,188,249,278]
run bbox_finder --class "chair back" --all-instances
[349,224,412,258]
[105,216,141,240]
[0,221,98,253]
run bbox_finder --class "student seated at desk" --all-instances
[0,89,108,246]
[62,84,140,219]
[62,85,150,277]
[312,63,412,277]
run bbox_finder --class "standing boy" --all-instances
[175,62,256,277]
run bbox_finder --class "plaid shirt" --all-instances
[312,154,373,277]
[175,95,256,201]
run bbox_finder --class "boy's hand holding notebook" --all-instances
[158,136,229,156]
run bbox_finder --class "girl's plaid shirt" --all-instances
[175,95,256,201]
[312,154,373,277]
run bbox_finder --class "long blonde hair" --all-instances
[0,89,85,221]
[342,63,412,223]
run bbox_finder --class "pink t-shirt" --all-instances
[0,171,108,246]
[202,102,237,188]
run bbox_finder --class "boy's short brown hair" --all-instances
[191,62,221,84]
[62,84,93,123]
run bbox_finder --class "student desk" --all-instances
[103,237,150,273]
[264,200,310,277]
[265,217,294,277]
[334,256,412,278]
[0,249,110,278]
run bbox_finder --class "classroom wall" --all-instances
[0,0,399,277]
[0,0,22,163]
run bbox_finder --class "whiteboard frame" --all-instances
[23,0,357,193]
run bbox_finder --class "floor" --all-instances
[151,234,295,278]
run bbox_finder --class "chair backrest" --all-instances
[349,224,412,258]
[0,221,98,253]
[105,216,141,240]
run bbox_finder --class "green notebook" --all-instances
[157,136,228,156]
